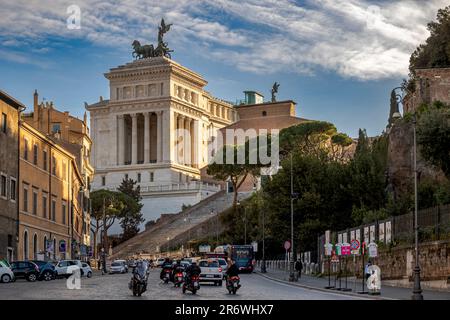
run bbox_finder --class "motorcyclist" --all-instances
[160,257,173,280]
[226,259,240,287]
[184,261,201,286]
[172,259,185,281]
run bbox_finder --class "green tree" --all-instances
[207,144,262,207]
[410,6,450,73]
[417,104,450,179]
[118,178,144,242]
[90,189,125,257]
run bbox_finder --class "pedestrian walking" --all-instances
[365,260,372,281]
[100,248,107,275]
[294,259,303,281]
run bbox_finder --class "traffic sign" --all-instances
[368,242,378,257]
[324,243,333,256]
[341,243,351,256]
[284,240,291,251]
[350,239,360,255]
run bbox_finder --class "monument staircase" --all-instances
[110,190,251,259]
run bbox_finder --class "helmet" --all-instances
[177,259,181,264]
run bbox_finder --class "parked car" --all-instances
[198,259,223,286]
[31,260,56,281]
[54,260,83,278]
[10,261,40,282]
[114,259,128,272]
[217,258,228,279]
[81,262,93,278]
[0,260,15,283]
[109,260,127,274]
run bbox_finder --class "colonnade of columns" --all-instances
[117,111,163,165]
[174,112,199,168]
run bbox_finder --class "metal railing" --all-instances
[97,181,221,194]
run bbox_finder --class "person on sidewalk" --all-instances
[365,260,372,281]
[100,248,107,275]
[294,259,303,280]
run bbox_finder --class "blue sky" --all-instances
[0,0,447,138]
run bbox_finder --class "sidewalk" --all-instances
[255,269,450,300]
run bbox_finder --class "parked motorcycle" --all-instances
[226,276,241,294]
[129,261,149,297]
[182,275,200,294]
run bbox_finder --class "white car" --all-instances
[198,259,223,286]
[109,260,127,274]
[54,260,83,278]
[81,262,93,278]
[0,260,14,283]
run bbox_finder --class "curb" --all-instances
[254,272,395,300]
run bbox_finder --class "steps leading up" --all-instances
[110,191,251,259]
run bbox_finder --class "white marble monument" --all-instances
[86,57,236,233]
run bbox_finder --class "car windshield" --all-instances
[0,260,10,268]
[218,260,226,266]
[199,261,219,268]
[111,262,122,267]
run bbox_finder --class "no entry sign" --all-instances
[284,240,291,251]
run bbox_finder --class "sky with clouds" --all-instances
[0,0,447,137]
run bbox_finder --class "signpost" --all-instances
[358,242,368,294]
[335,244,342,290]
[341,243,351,292]
[324,243,334,289]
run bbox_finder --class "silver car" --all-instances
[109,261,127,274]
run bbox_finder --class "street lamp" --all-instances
[288,153,298,282]
[392,87,423,300]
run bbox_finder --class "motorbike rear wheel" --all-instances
[192,288,197,295]
[232,288,237,295]
[182,286,186,294]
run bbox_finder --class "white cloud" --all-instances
[0,0,447,79]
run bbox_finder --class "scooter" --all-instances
[226,276,241,294]
[174,271,184,287]
[129,262,149,297]
[162,269,171,284]
[182,275,200,294]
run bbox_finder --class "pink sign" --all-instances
[341,244,351,256]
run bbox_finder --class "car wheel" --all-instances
[87,271,92,278]
[27,273,37,282]
[43,271,53,281]
[1,274,11,283]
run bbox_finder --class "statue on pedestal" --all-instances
[132,18,173,60]
[271,82,280,102]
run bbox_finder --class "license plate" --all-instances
[234,283,238,287]
[178,277,182,281]
[206,274,214,277]
[193,282,198,286]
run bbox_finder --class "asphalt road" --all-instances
[0,269,365,300]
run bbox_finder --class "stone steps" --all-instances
[110,190,248,259]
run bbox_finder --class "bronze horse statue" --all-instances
[132,40,154,59]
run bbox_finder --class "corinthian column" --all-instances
[156,111,162,163]
[184,117,191,166]
[177,114,185,165]
[144,112,150,163]
[131,113,138,165]
[117,114,125,165]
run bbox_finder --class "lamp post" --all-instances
[289,153,296,282]
[237,201,247,245]
[392,87,423,300]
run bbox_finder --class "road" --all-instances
[0,269,365,300]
